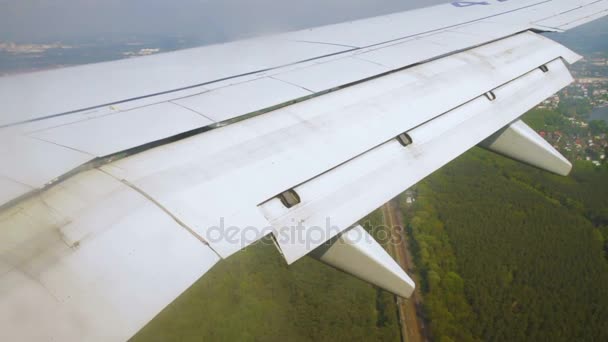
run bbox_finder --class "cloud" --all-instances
[0,0,447,43]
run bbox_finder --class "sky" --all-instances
[0,0,446,43]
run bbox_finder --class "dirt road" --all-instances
[381,199,428,342]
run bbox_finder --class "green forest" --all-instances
[403,146,608,341]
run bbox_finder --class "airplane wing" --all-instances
[1,0,607,340]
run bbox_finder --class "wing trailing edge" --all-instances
[480,120,573,176]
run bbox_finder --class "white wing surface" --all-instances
[1,1,607,340]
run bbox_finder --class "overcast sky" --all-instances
[0,0,447,43]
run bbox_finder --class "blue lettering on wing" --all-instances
[452,1,491,7]
[452,0,509,7]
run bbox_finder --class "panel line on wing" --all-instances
[268,76,315,93]
[109,172,223,259]
[291,40,359,49]
[168,101,216,122]
[27,135,95,156]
